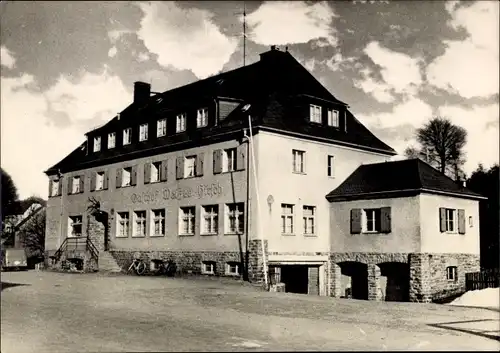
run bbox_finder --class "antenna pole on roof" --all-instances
[243,1,246,67]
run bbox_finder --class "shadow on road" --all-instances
[428,319,500,342]
[1,282,30,292]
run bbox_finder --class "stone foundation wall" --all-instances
[247,239,268,284]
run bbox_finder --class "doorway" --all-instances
[280,265,309,294]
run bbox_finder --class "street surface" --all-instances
[1,270,499,352]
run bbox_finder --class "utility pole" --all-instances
[243,1,246,67]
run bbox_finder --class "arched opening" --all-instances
[338,261,368,300]
[378,262,410,302]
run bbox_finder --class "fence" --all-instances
[465,269,499,291]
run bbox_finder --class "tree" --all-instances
[405,117,467,179]
[20,208,46,260]
[1,168,20,223]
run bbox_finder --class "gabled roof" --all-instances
[326,158,485,201]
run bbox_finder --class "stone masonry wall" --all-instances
[247,239,268,284]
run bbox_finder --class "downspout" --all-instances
[244,128,250,281]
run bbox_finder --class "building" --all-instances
[44,46,482,302]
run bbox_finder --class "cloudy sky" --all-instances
[1,0,498,199]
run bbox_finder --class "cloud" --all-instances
[0,69,131,199]
[108,46,118,58]
[1,46,16,69]
[325,52,356,72]
[246,1,337,47]
[427,1,499,98]
[136,2,237,79]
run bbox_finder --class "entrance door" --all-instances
[280,265,309,294]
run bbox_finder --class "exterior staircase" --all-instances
[98,251,122,273]
[50,236,99,272]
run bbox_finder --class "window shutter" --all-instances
[116,168,122,189]
[380,207,392,233]
[176,156,184,179]
[236,144,246,171]
[144,163,151,184]
[58,179,63,196]
[439,208,446,232]
[67,177,72,195]
[90,172,96,191]
[350,209,362,234]
[195,153,204,177]
[79,175,84,193]
[103,171,109,190]
[458,209,466,234]
[131,165,137,186]
[213,150,223,174]
[160,160,168,182]
[49,180,53,197]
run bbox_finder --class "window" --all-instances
[139,123,148,141]
[151,162,161,183]
[197,108,208,128]
[117,212,129,238]
[179,207,195,235]
[225,203,244,234]
[122,167,132,187]
[445,208,456,232]
[68,216,83,237]
[327,155,334,177]
[152,209,165,237]
[223,148,236,172]
[202,261,215,275]
[96,172,104,191]
[303,206,316,235]
[327,109,339,127]
[184,156,196,178]
[72,176,81,194]
[469,216,473,227]
[363,209,381,232]
[176,113,186,133]
[292,150,305,173]
[108,132,116,149]
[133,211,147,237]
[440,208,465,234]
[446,266,457,281]
[93,136,101,152]
[51,179,60,197]
[157,119,166,137]
[201,205,218,235]
[123,128,131,145]
[310,104,322,123]
[281,204,294,234]
[225,262,240,276]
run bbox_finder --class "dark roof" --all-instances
[326,158,485,201]
[46,48,395,175]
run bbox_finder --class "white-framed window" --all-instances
[225,262,240,276]
[363,209,381,233]
[225,203,244,234]
[179,206,195,235]
[139,123,148,141]
[123,128,132,145]
[292,150,305,173]
[122,167,132,187]
[108,132,116,149]
[201,205,218,235]
[446,266,457,281]
[176,113,186,133]
[151,209,166,237]
[157,119,167,137]
[281,204,294,234]
[445,208,456,232]
[96,172,104,191]
[51,179,60,197]
[202,261,216,275]
[133,211,147,237]
[327,108,339,127]
[72,176,81,194]
[197,108,208,128]
[223,148,236,172]
[468,216,473,228]
[184,156,196,178]
[93,136,101,152]
[327,155,334,177]
[68,216,83,237]
[303,206,316,235]
[117,212,129,238]
[151,162,161,183]
[310,104,322,123]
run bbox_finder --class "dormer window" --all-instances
[108,132,116,149]
[327,109,339,127]
[197,108,208,128]
[157,119,166,137]
[123,128,131,145]
[176,113,186,133]
[93,136,101,152]
[310,104,322,123]
[139,123,148,141]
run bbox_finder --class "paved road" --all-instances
[1,271,499,352]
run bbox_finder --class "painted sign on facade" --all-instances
[131,182,223,203]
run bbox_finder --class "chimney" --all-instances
[133,81,151,105]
